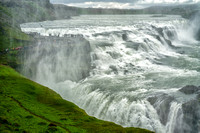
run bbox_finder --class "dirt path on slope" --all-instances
[7,95,71,133]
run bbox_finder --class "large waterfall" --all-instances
[20,15,200,133]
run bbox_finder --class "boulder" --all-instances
[148,94,175,125]
[181,100,200,133]
[179,85,200,95]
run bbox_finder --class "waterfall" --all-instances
[20,15,200,133]
[20,35,91,86]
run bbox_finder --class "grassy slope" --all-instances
[0,65,153,133]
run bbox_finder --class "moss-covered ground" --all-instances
[0,65,154,133]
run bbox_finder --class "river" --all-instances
[20,15,200,133]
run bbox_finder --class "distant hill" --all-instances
[142,3,200,18]
[0,0,78,24]
[1,0,199,25]
[52,3,200,18]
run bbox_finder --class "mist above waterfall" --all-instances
[20,15,200,133]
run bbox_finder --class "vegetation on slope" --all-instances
[0,0,80,68]
[0,3,32,68]
[0,65,154,133]
[0,0,78,24]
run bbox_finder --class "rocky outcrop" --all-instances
[148,94,175,125]
[179,85,200,95]
[178,85,200,133]
[194,12,200,41]
[181,100,200,133]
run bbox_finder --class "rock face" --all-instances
[179,85,200,95]
[147,85,200,133]
[148,94,175,125]
[181,100,200,133]
[178,85,200,133]
[194,12,200,41]
[189,11,200,41]
[20,35,91,82]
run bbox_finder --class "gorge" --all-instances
[1,0,200,132]
[20,14,200,133]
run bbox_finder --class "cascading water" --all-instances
[20,15,200,133]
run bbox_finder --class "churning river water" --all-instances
[20,15,200,133]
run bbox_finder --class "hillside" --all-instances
[0,0,78,24]
[0,65,153,133]
[142,4,200,19]
[0,3,31,68]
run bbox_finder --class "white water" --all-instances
[20,15,200,133]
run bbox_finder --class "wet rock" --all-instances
[164,39,175,48]
[125,42,140,50]
[179,85,200,95]
[124,70,128,75]
[196,29,200,41]
[152,25,164,37]
[165,30,176,40]
[148,94,175,125]
[122,33,128,41]
[109,65,118,72]
[155,35,162,43]
[157,28,164,37]
[96,42,113,47]
[181,100,200,133]
[106,51,121,59]
[91,53,98,60]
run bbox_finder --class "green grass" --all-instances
[0,65,154,133]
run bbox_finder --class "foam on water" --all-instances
[20,15,200,133]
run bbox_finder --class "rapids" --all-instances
[20,15,200,133]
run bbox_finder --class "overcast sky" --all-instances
[50,0,200,9]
